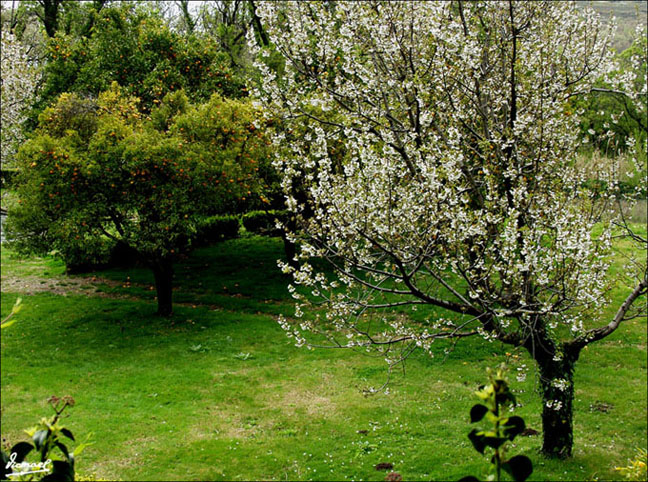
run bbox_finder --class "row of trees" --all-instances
[1,0,646,462]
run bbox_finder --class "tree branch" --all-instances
[569,275,647,351]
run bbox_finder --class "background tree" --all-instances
[6,84,273,316]
[0,25,40,170]
[33,2,245,122]
[5,0,108,40]
[153,0,272,89]
[576,23,647,166]
[253,0,646,458]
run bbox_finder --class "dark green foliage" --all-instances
[461,367,533,482]
[57,236,115,274]
[1,168,19,188]
[575,88,646,157]
[64,240,142,274]
[32,2,246,126]
[242,210,288,236]
[469,404,489,424]
[574,33,647,163]
[502,455,533,482]
[196,215,241,245]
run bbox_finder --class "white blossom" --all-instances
[252,1,639,372]
[1,28,40,168]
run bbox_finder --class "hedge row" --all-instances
[242,210,288,236]
[64,213,289,272]
[194,215,240,246]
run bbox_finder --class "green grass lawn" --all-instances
[1,234,646,481]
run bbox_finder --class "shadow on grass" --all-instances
[80,236,298,314]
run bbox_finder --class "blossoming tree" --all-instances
[253,1,647,458]
[1,28,40,169]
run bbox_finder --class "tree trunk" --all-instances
[41,0,61,38]
[537,354,577,458]
[248,0,270,47]
[152,257,174,317]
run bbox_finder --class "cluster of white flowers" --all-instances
[1,29,40,168]
[551,378,571,392]
[252,1,625,363]
[516,364,528,383]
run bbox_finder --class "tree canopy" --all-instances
[30,2,245,126]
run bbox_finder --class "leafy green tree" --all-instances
[6,0,108,40]
[7,84,272,316]
[32,2,245,125]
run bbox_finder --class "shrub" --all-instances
[1,168,19,188]
[242,210,287,237]
[195,215,240,245]
[615,448,648,481]
[61,236,116,274]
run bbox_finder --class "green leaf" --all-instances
[60,428,75,441]
[55,441,70,460]
[502,455,533,482]
[32,429,49,450]
[1,318,17,329]
[9,441,34,463]
[468,429,486,454]
[11,298,22,314]
[41,460,74,482]
[475,385,493,400]
[493,379,507,391]
[470,404,489,423]
[496,390,516,407]
[485,411,499,424]
[503,416,526,441]
[483,435,508,449]
[72,432,94,459]
[1,450,10,479]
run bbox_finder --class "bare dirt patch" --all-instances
[1,275,136,299]
[269,386,336,418]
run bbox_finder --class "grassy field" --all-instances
[1,233,646,481]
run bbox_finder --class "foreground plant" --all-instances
[0,298,22,330]
[1,396,90,481]
[615,447,648,481]
[460,367,532,482]
[254,0,647,458]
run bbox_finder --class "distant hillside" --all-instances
[577,1,647,52]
